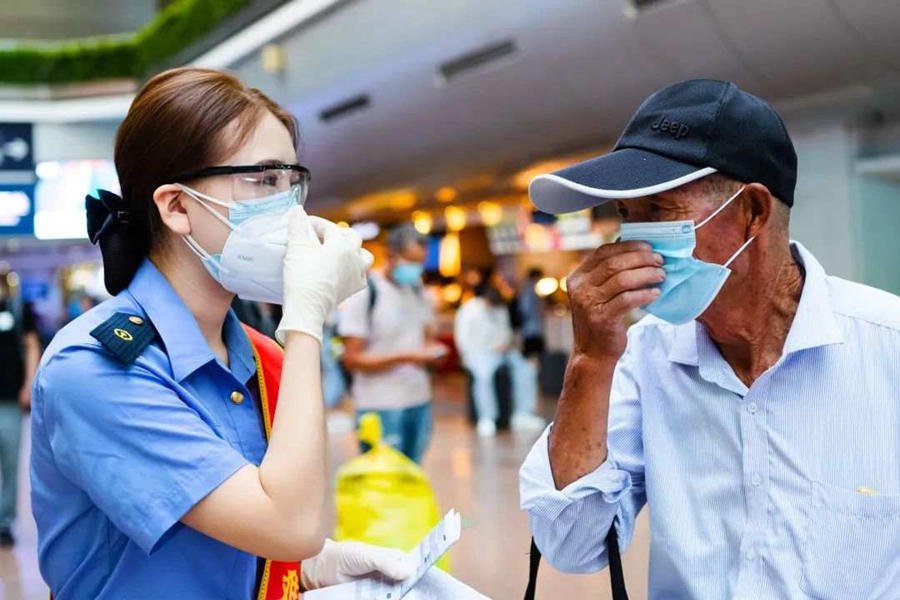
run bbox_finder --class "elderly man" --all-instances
[520,79,900,599]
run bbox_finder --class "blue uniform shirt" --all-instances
[31,260,268,599]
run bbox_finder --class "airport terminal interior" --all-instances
[2,0,900,599]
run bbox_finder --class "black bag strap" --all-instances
[606,524,628,598]
[524,537,541,600]
[524,525,628,600]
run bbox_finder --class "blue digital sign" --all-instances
[0,123,33,171]
[0,184,35,236]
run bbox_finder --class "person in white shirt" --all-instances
[339,224,444,463]
[455,279,546,438]
[520,79,900,599]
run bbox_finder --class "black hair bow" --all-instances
[85,190,131,245]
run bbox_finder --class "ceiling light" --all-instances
[444,206,467,232]
[535,277,559,298]
[435,186,457,203]
[412,211,432,235]
[442,283,463,304]
[477,201,503,227]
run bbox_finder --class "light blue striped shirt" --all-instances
[520,242,900,599]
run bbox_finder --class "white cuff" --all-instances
[520,425,633,522]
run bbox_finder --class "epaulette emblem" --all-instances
[90,312,157,364]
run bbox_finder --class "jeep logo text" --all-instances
[651,116,689,140]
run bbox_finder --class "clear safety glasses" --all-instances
[174,164,311,205]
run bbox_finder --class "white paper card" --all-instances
[305,510,489,600]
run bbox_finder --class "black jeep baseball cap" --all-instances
[530,79,798,214]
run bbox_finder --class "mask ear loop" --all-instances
[696,185,746,230]
[724,236,756,268]
[177,184,236,231]
[181,233,235,275]
[182,233,214,261]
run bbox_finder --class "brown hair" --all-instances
[102,67,299,294]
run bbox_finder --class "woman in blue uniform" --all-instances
[29,67,415,599]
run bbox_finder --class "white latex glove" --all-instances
[277,208,373,344]
[300,539,418,591]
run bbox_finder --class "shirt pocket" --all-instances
[799,480,900,599]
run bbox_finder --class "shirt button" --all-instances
[230,391,245,405]
[745,549,757,561]
[751,474,762,487]
[128,316,144,325]
[747,402,758,414]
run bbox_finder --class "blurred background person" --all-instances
[64,293,97,324]
[231,299,281,340]
[455,277,545,438]
[321,308,348,409]
[231,298,263,331]
[0,272,40,548]
[339,224,445,464]
[517,268,547,371]
[320,307,357,435]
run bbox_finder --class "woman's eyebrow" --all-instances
[253,158,298,166]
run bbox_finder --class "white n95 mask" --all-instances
[618,186,754,325]
[179,183,313,304]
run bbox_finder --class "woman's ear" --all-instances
[153,184,191,236]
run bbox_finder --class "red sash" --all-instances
[243,325,302,600]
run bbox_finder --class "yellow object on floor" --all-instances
[335,413,449,571]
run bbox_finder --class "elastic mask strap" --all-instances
[182,234,209,259]
[182,234,220,264]
[724,235,756,268]
[696,185,746,230]
[177,184,236,231]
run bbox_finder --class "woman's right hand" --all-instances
[277,207,373,344]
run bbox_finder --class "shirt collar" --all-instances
[781,241,844,354]
[126,259,255,383]
[668,321,700,367]
[667,241,843,367]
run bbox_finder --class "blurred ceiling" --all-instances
[224,0,900,212]
[0,0,157,40]
[6,0,900,216]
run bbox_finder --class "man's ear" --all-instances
[743,182,774,238]
[153,184,191,236]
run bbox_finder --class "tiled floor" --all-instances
[0,374,650,599]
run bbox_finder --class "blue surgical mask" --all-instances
[392,262,424,287]
[619,186,754,325]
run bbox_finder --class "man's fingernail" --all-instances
[652,288,662,297]
[656,269,666,279]
[653,253,664,265]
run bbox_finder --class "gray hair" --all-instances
[386,223,427,254]
[690,173,791,228]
